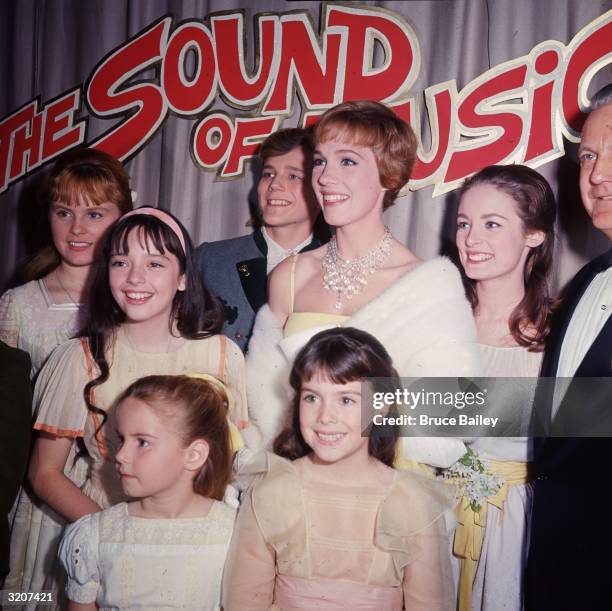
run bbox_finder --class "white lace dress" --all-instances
[0,279,82,378]
[59,501,236,610]
[1,279,83,607]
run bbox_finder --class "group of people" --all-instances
[0,84,610,611]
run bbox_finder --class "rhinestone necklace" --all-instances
[322,227,393,310]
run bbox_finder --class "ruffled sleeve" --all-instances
[58,512,100,604]
[250,454,307,569]
[33,338,91,435]
[376,471,457,611]
[0,289,19,348]
[222,455,279,611]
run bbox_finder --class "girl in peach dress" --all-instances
[225,328,456,611]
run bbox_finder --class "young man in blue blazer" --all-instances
[197,128,327,351]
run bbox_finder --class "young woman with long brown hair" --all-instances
[452,164,556,611]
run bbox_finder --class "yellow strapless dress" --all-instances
[283,311,349,338]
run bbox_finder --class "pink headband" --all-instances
[121,207,186,254]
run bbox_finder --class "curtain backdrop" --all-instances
[1,0,611,291]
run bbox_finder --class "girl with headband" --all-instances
[17,207,247,607]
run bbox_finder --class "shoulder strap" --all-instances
[289,254,299,314]
[217,334,227,379]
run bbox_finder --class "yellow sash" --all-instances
[453,460,530,611]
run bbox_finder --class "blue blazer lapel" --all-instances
[237,229,268,314]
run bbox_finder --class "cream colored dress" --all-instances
[7,334,246,610]
[455,344,543,611]
[0,279,83,379]
[223,454,457,611]
[58,501,236,610]
[1,279,83,608]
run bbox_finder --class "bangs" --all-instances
[51,169,123,208]
[109,217,182,262]
[315,119,384,152]
[298,345,372,386]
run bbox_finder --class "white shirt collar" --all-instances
[262,227,313,274]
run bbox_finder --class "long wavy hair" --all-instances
[24,147,133,279]
[458,165,556,350]
[273,327,400,466]
[83,211,223,433]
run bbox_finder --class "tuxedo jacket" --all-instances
[533,246,612,470]
[197,224,328,352]
[0,341,32,578]
[526,247,612,611]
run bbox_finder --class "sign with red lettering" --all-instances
[0,4,610,196]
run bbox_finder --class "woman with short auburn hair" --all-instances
[244,100,480,468]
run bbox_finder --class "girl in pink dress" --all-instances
[225,327,456,611]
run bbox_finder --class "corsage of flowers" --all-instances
[441,448,503,512]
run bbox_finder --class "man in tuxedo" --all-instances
[0,341,31,584]
[197,128,328,351]
[526,84,612,610]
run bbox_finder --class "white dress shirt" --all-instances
[262,227,313,275]
[553,267,611,418]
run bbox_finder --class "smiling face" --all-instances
[312,137,386,229]
[456,184,543,283]
[49,199,121,268]
[579,103,612,240]
[109,229,186,327]
[298,374,369,469]
[115,396,193,499]
[257,146,318,231]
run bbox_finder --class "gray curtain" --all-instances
[1,0,611,291]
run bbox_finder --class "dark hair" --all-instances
[116,375,232,500]
[273,327,399,466]
[83,209,223,433]
[458,165,556,350]
[313,100,417,209]
[24,147,133,279]
[258,127,314,162]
